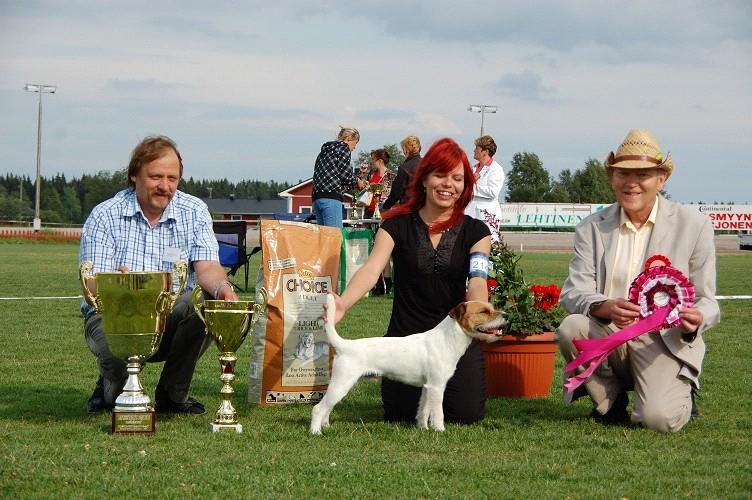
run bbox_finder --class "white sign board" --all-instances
[498,203,606,228]
[496,203,752,231]
[694,205,752,231]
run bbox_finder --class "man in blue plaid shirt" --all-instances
[80,135,238,415]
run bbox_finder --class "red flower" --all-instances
[529,283,561,311]
[487,278,498,294]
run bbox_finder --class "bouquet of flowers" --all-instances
[482,211,564,337]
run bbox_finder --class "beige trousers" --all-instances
[557,314,693,432]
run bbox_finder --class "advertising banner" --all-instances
[496,203,751,231]
[694,205,752,231]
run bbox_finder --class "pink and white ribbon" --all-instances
[564,263,694,393]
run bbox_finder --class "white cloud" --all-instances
[0,1,750,201]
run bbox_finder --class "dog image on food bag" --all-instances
[285,331,330,364]
[310,293,507,434]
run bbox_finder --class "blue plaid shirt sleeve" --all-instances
[188,202,219,262]
[79,200,119,274]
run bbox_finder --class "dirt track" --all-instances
[246,228,746,255]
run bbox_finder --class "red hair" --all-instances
[382,137,474,233]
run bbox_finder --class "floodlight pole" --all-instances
[24,83,57,231]
[467,104,498,137]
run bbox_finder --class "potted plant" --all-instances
[481,211,564,398]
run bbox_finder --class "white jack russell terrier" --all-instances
[310,293,507,434]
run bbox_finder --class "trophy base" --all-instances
[209,421,243,433]
[112,408,156,436]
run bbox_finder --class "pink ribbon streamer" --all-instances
[563,305,670,393]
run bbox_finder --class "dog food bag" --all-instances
[248,220,342,405]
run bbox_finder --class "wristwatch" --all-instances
[587,300,605,318]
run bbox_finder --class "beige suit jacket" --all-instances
[560,195,721,383]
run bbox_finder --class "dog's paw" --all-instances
[429,417,446,432]
[309,425,323,435]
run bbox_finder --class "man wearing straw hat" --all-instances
[557,129,720,432]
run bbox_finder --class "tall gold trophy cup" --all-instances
[79,261,187,435]
[370,183,385,219]
[192,287,267,433]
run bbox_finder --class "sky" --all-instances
[1,0,750,203]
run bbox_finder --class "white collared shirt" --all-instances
[606,197,659,299]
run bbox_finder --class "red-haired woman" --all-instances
[331,138,493,425]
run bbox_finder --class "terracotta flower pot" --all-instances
[481,332,557,398]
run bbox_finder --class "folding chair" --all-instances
[273,212,316,223]
[212,220,259,291]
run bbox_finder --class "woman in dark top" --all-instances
[331,137,492,425]
[382,135,422,210]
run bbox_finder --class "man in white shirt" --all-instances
[557,129,720,432]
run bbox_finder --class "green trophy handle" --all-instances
[250,287,268,333]
[191,286,206,326]
[172,260,188,303]
[155,260,188,315]
[78,261,101,313]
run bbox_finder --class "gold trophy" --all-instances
[349,201,361,221]
[192,287,267,433]
[369,183,385,219]
[348,186,361,221]
[79,260,188,435]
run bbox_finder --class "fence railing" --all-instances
[0,228,82,242]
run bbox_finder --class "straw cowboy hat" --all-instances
[605,129,673,178]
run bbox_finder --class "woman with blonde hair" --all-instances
[383,135,421,210]
[312,126,364,227]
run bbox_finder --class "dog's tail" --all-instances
[325,293,346,350]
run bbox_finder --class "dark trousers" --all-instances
[381,342,486,424]
[84,290,211,404]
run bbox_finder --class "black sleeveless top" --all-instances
[379,213,491,337]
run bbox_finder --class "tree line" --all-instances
[506,152,616,203]
[0,170,293,225]
[4,148,710,226]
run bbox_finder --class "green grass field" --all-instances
[1,242,751,498]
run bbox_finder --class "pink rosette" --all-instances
[564,260,695,393]
[628,265,694,330]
